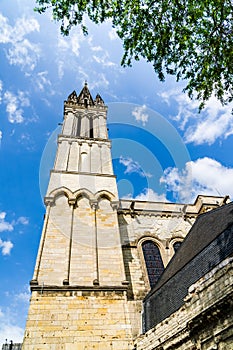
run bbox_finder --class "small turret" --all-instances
[66,82,105,109]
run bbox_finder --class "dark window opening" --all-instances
[173,241,182,253]
[84,98,88,108]
[76,117,81,137]
[142,240,164,288]
[90,118,94,138]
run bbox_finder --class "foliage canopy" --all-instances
[35,0,233,108]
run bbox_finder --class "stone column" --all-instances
[54,139,70,171]
[63,199,76,285]
[91,200,99,285]
[93,115,99,138]
[62,111,74,135]
[31,198,53,284]
[67,141,79,172]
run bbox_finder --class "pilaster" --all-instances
[23,84,131,349]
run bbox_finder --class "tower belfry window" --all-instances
[84,98,88,108]
[142,240,164,288]
[90,117,94,138]
[76,116,81,137]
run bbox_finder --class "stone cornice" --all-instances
[117,208,190,218]
[64,102,108,112]
[50,169,116,178]
[118,195,228,218]
[57,134,111,144]
[30,284,129,293]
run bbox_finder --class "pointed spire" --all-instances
[67,90,78,104]
[66,83,105,108]
[77,82,94,107]
[94,93,105,106]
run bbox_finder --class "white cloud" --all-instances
[18,133,35,151]
[17,217,29,225]
[0,13,11,43]
[91,46,103,52]
[108,28,118,40]
[56,24,119,82]
[7,39,40,71]
[57,60,65,80]
[161,157,233,202]
[0,80,3,103]
[0,13,40,71]
[0,212,28,233]
[15,291,30,303]
[0,130,2,143]
[57,27,86,77]
[57,27,87,74]
[0,239,13,255]
[89,73,110,89]
[35,71,51,91]
[119,156,152,178]
[0,212,13,232]
[132,105,149,126]
[77,66,89,81]
[158,89,233,145]
[134,188,168,202]
[70,34,83,57]
[93,53,116,67]
[17,91,30,107]
[184,107,233,145]
[3,90,30,124]
[0,212,6,219]
[159,88,200,129]
[57,36,70,51]
[0,285,30,344]
[0,322,24,344]
[13,16,40,39]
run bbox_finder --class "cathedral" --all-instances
[20,84,232,350]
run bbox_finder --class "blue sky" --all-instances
[0,0,233,344]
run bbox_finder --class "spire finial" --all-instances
[84,80,88,87]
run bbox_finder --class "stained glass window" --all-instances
[173,241,182,253]
[142,240,164,288]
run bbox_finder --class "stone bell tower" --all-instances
[22,84,133,349]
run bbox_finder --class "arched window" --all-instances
[76,116,81,137]
[89,117,94,138]
[142,240,164,288]
[173,241,182,253]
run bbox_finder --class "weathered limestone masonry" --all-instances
[117,196,228,338]
[22,84,226,349]
[135,257,233,350]
[23,85,132,350]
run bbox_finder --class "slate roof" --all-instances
[145,201,233,300]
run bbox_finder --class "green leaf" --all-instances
[34,0,233,108]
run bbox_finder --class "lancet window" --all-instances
[142,240,164,288]
[90,117,94,138]
[76,116,81,137]
[74,115,95,138]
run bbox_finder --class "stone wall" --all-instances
[23,289,133,350]
[33,193,126,288]
[135,257,233,350]
[118,210,193,338]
